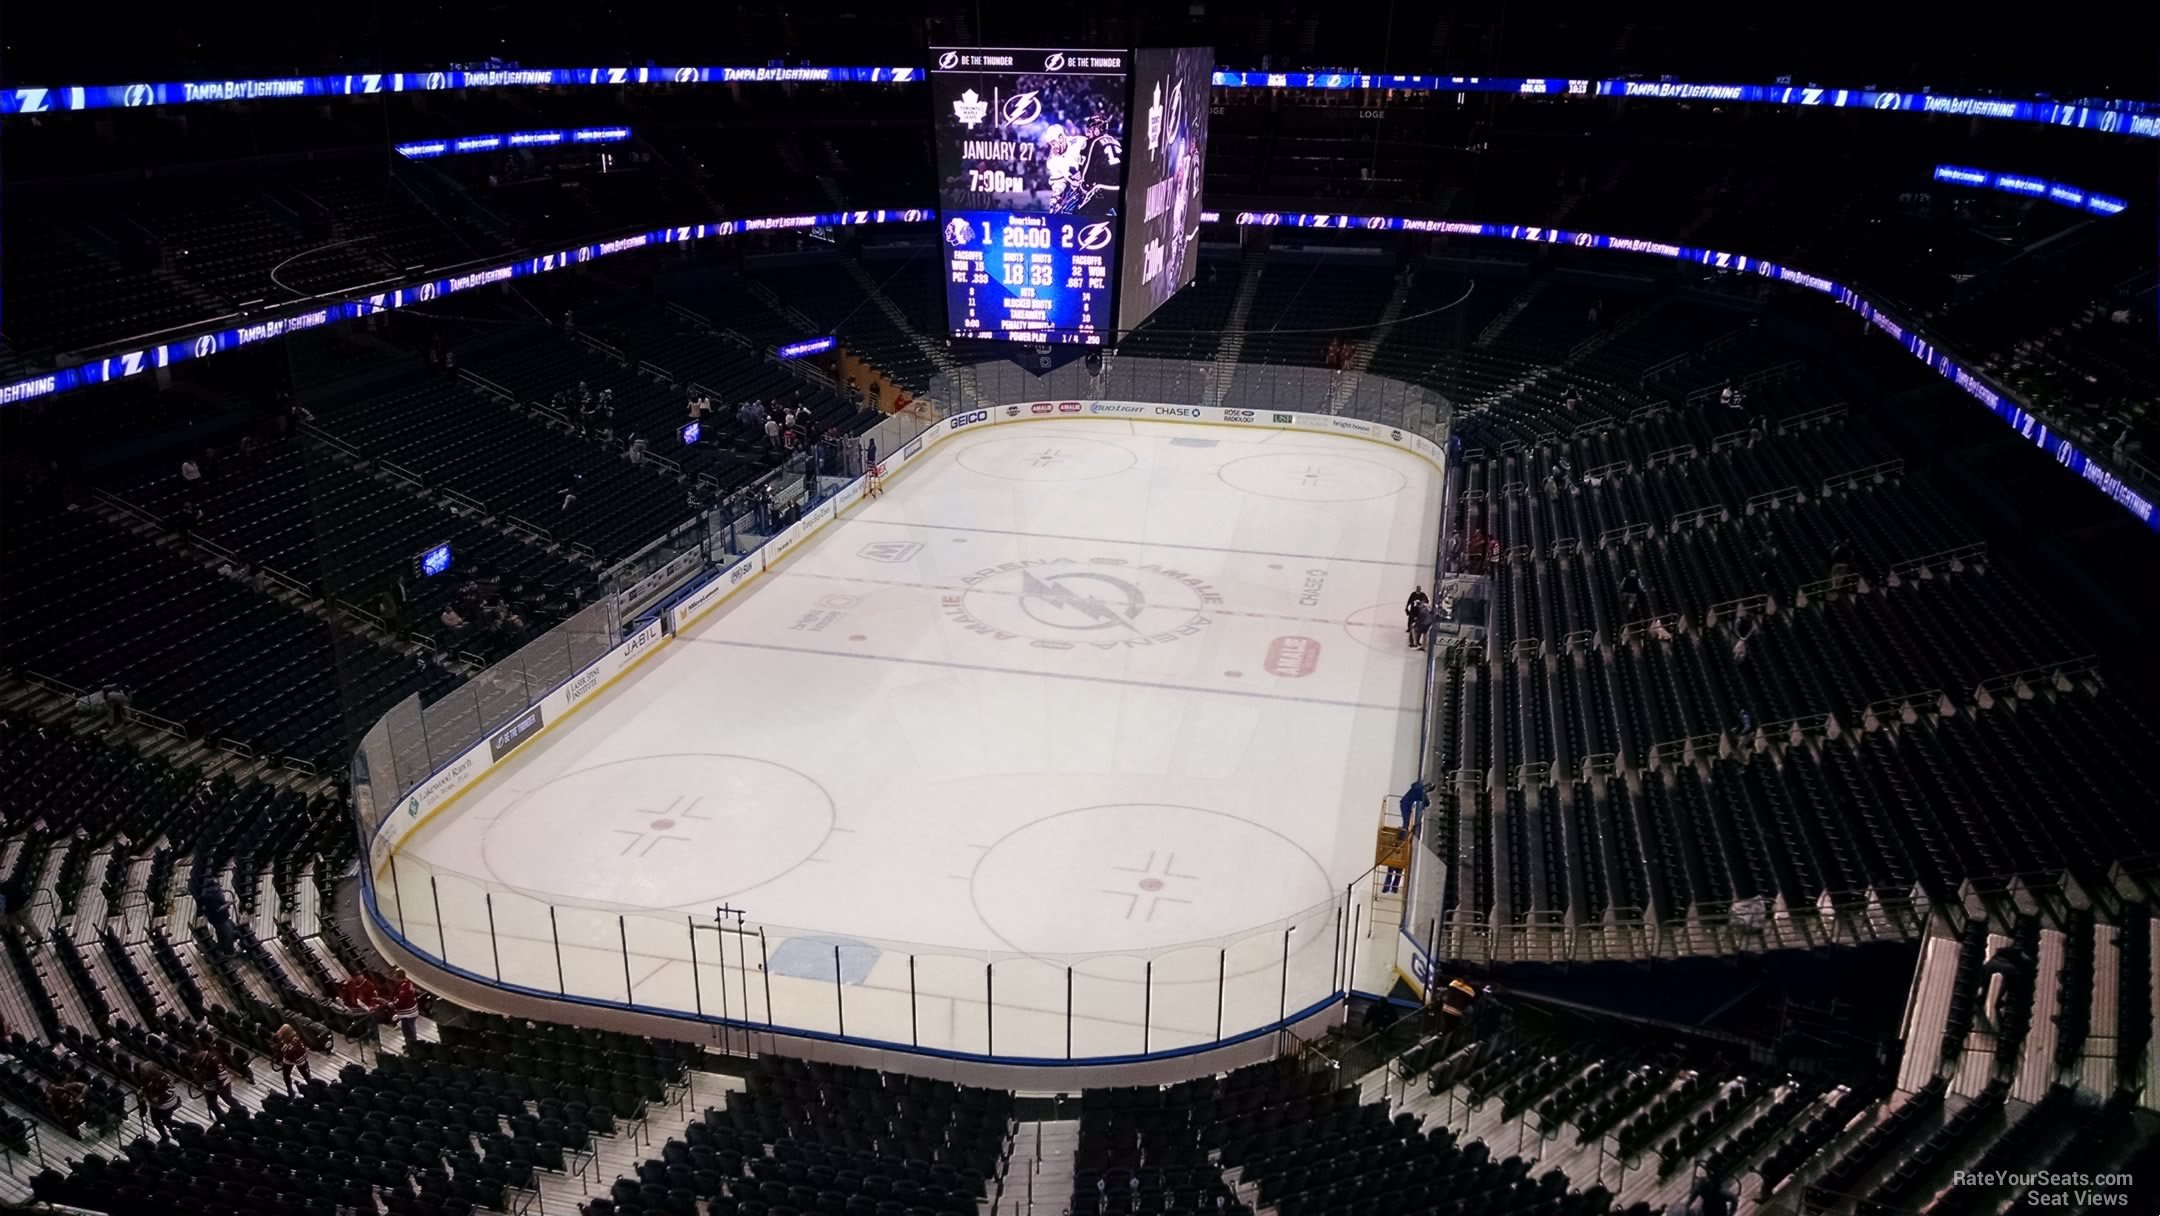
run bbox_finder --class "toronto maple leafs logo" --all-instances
[952,88,988,129]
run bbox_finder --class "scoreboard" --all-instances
[930,47,1130,346]
[1117,47,1212,334]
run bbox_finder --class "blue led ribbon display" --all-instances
[394,126,632,158]
[5,63,2149,139]
[0,66,921,114]
[6,202,2147,531]
[0,209,930,406]
[1209,72,2159,139]
[1197,208,2154,530]
[1932,165,2127,215]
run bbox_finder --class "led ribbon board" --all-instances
[1198,208,2156,532]
[8,202,2146,532]
[0,209,931,407]
[1,67,920,113]
[395,127,632,158]
[1209,72,2160,139]
[6,61,2149,139]
[1932,165,2127,215]
[776,336,837,359]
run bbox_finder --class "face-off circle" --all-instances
[969,803,1334,956]
[1218,452,1408,502]
[947,558,1219,645]
[956,435,1138,482]
[481,753,834,909]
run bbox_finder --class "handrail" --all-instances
[441,487,489,515]
[503,515,554,543]
[258,566,317,601]
[666,302,714,331]
[638,359,676,384]
[378,460,427,489]
[458,369,516,402]
[298,421,365,461]
[576,333,627,363]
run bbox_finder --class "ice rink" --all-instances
[385,416,1443,1059]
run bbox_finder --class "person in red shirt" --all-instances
[273,1023,313,1095]
[193,1042,240,1118]
[343,972,389,1024]
[390,970,422,1045]
[137,1064,181,1142]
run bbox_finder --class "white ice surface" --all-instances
[393,418,1440,1056]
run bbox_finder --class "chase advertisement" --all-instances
[931,47,1129,345]
[1117,46,1211,335]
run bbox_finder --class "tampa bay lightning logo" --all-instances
[1076,222,1112,251]
[425,72,448,91]
[945,217,975,247]
[123,84,155,108]
[1001,91,1042,128]
[936,51,959,71]
[1363,216,1389,230]
[1572,231,1596,247]
[1872,92,1902,110]
[1043,53,1066,72]
[674,67,699,83]
[192,335,216,358]
[416,282,438,301]
[1017,570,1147,632]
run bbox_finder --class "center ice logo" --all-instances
[1016,570,1150,632]
[943,557,1221,648]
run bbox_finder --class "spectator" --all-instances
[439,605,467,634]
[44,1080,88,1133]
[74,686,131,729]
[1828,537,1854,593]
[1750,537,1780,596]
[272,1024,313,1096]
[179,456,202,488]
[626,432,647,465]
[390,969,422,1044]
[1404,586,1429,648]
[136,1064,181,1142]
[764,414,781,453]
[341,972,388,1024]
[558,468,582,512]
[193,1043,240,1118]
[1731,611,1758,661]
[1618,568,1646,619]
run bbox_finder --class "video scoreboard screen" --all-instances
[930,46,1129,345]
[1117,47,1212,335]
